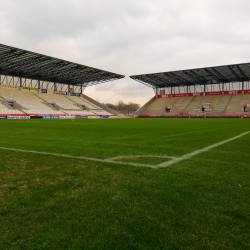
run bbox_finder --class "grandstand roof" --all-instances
[0,43,124,87]
[130,63,250,88]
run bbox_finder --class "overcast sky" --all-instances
[1,0,250,105]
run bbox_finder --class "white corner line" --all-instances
[157,131,250,168]
[0,131,249,169]
[0,147,157,168]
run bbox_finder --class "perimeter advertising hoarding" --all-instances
[244,90,250,94]
[41,89,47,93]
[172,93,187,98]
[224,90,242,95]
[205,91,223,96]
[88,116,100,119]
[0,116,7,119]
[75,116,88,119]
[157,94,171,98]
[188,92,204,97]
[56,91,67,95]
[42,116,59,119]
[5,101,14,106]
[59,116,75,119]
[1,84,18,90]
[47,89,54,94]
[70,93,80,96]
[7,116,30,119]
[22,87,38,91]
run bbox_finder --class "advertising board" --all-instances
[0,116,7,119]
[7,116,30,119]
[47,89,54,94]
[56,91,67,95]
[188,92,204,97]
[22,87,37,91]
[1,84,18,89]
[224,90,242,95]
[172,93,187,98]
[41,89,47,93]
[88,116,100,119]
[157,94,171,98]
[59,116,74,119]
[5,101,14,106]
[205,91,223,96]
[70,93,80,96]
[244,90,250,94]
[42,116,59,119]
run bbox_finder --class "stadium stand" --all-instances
[226,94,250,114]
[0,43,124,118]
[0,88,65,115]
[35,92,81,110]
[0,87,114,116]
[67,95,100,110]
[131,63,250,117]
[138,93,250,116]
[0,101,23,115]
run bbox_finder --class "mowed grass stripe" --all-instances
[0,119,249,159]
[0,119,250,249]
[0,131,249,168]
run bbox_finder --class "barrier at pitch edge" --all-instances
[7,116,30,119]
[158,90,250,98]
[0,114,118,119]
[137,114,250,118]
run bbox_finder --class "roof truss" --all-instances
[0,43,124,86]
[130,63,250,88]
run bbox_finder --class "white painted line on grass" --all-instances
[0,131,248,169]
[157,131,250,168]
[0,147,156,168]
[106,155,177,161]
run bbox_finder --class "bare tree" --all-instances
[104,101,140,111]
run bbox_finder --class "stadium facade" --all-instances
[0,44,124,119]
[130,63,250,118]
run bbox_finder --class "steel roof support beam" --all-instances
[228,66,241,79]
[236,65,249,81]
[211,67,229,82]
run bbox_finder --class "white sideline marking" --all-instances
[0,131,249,169]
[157,131,250,168]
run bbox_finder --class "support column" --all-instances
[20,77,22,87]
[54,82,56,91]
[38,80,40,90]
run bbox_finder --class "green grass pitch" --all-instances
[0,118,250,249]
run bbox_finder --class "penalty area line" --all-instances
[157,131,250,168]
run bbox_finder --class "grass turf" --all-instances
[0,118,249,249]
